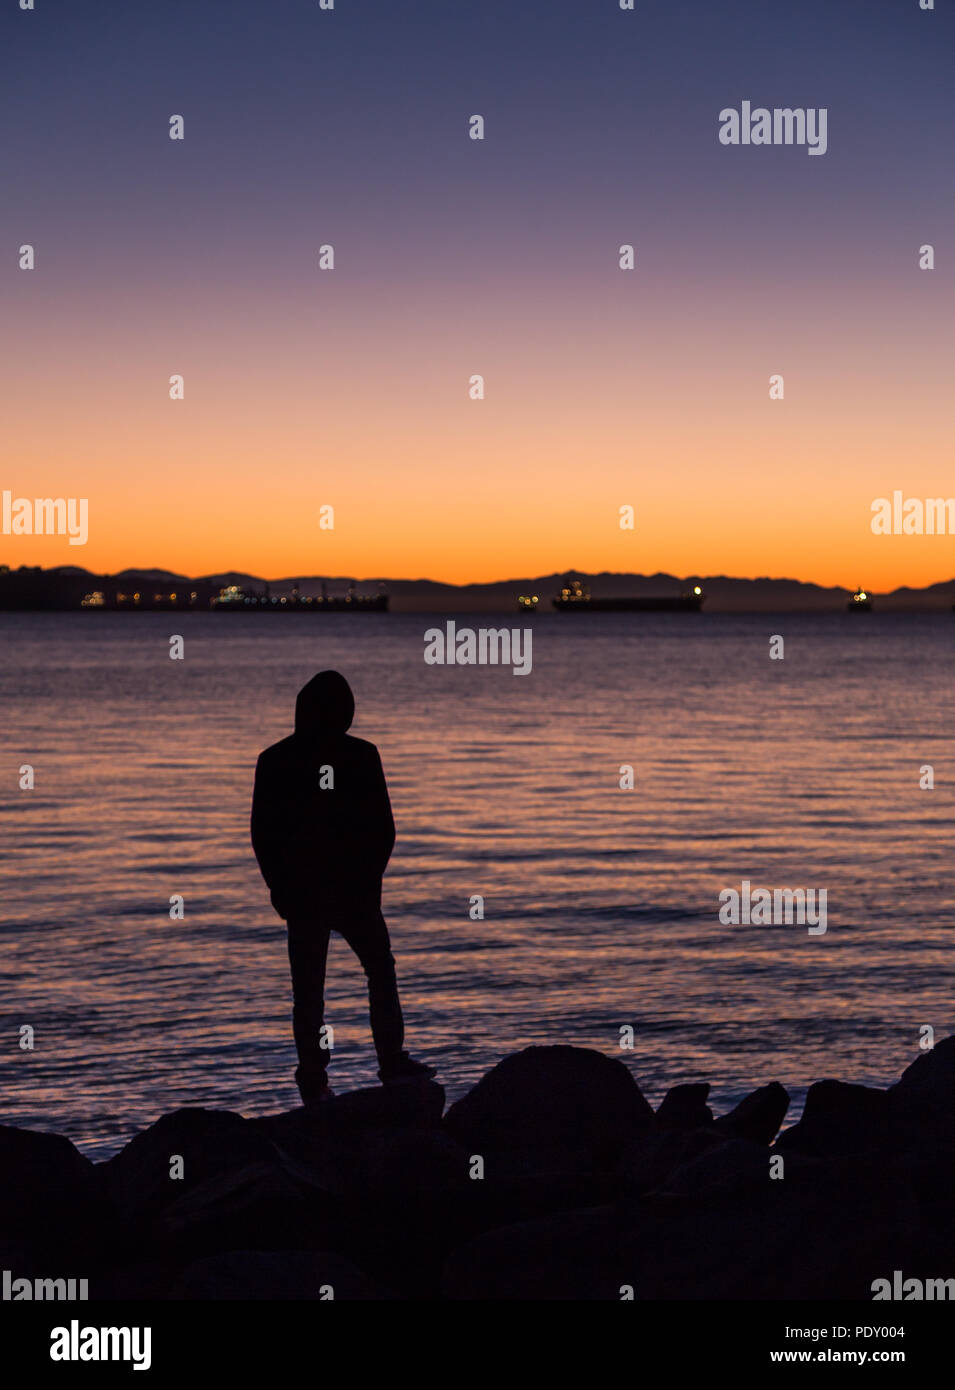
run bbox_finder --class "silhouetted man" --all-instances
[251,670,434,1102]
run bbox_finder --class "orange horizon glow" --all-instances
[5,271,953,592]
[5,532,953,595]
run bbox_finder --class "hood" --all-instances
[295,670,355,739]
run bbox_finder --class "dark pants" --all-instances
[286,904,404,1099]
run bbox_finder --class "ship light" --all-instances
[693,586,702,595]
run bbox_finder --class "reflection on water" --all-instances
[1,611,952,1155]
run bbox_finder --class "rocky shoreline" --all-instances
[2,1040,953,1300]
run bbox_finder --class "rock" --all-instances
[444,1205,621,1301]
[122,1092,458,1274]
[6,1043,952,1300]
[889,1149,955,1271]
[97,1108,281,1227]
[88,1258,185,1301]
[780,1042,955,1158]
[618,1128,725,1192]
[444,1159,916,1300]
[319,1080,445,1130]
[253,1082,445,1147]
[249,1087,461,1201]
[893,1034,955,1098]
[775,1081,896,1157]
[656,1083,713,1130]
[429,1168,629,1250]
[655,1137,786,1196]
[444,1046,655,1173]
[173,1249,392,1300]
[156,1158,336,1258]
[331,1126,468,1195]
[889,1035,955,1144]
[714,1083,789,1145]
[0,1125,99,1250]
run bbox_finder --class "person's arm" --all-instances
[370,748,396,877]
[250,754,285,898]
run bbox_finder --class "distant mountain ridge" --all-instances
[4,565,953,612]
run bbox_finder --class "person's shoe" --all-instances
[378,1052,437,1085]
[300,1083,334,1107]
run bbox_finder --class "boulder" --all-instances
[327,1126,469,1196]
[618,1127,724,1192]
[444,1047,655,1173]
[889,1035,955,1144]
[155,1158,336,1258]
[775,1081,896,1157]
[318,1079,445,1130]
[888,1149,955,1270]
[97,1108,280,1227]
[656,1083,713,1130]
[173,1249,391,1300]
[714,1082,789,1145]
[249,1086,459,1202]
[893,1034,955,1099]
[654,1137,790,1197]
[88,1258,184,1301]
[444,1158,915,1300]
[0,1124,100,1249]
[444,1205,621,1301]
[254,1081,444,1144]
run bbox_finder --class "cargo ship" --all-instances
[847,586,872,613]
[73,582,389,612]
[212,582,388,612]
[550,579,705,613]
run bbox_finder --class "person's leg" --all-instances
[286,917,332,1101]
[337,904,405,1072]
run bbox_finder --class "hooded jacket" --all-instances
[250,671,395,918]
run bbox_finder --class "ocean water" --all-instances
[0,610,952,1158]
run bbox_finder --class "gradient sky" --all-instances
[2,0,953,587]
